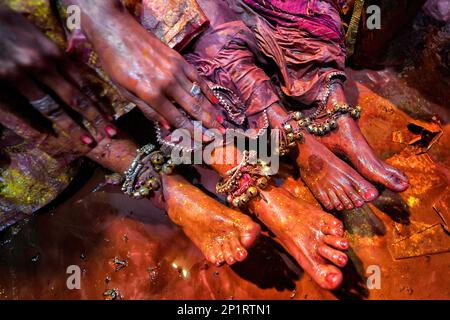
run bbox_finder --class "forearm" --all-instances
[60,0,156,48]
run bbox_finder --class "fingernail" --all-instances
[80,134,95,147]
[219,127,226,135]
[356,200,364,207]
[340,241,348,248]
[216,115,224,123]
[163,122,171,130]
[105,125,117,137]
[212,96,219,104]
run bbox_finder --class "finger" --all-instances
[37,69,115,140]
[182,63,219,105]
[14,78,95,150]
[169,82,224,131]
[154,98,200,139]
[62,61,114,119]
[116,85,170,129]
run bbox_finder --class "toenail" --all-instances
[340,241,348,248]
[338,256,347,265]
[326,273,339,285]
[364,190,377,200]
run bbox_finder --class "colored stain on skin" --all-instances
[0,169,54,207]
[407,196,420,208]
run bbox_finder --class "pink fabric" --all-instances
[239,0,347,106]
[243,0,345,45]
[184,20,280,129]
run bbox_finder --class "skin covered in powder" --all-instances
[86,137,261,267]
[208,144,349,290]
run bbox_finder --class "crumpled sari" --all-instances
[235,0,349,107]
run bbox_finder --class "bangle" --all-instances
[121,143,176,199]
[289,100,361,136]
[216,151,271,207]
[277,116,305,156]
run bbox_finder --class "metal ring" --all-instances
[29,95,60,115]
[189,82,202,98]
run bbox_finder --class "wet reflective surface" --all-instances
[0,68,449,300]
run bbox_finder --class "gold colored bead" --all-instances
[287,132,295,141]
[257,177,269,189]
[246,186,258,198]
[133,191,141,198]
[240,194,250,205]
[327,109,333,117]
[330,120,337,128]
[147,177,160,190]
[288,141,296,148]
[232,198,241,207]
[166,158,176,168]
[162,164,173,175]
[151,152,165,165]
[139,186,150,197]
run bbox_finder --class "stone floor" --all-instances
[0,67,449,300]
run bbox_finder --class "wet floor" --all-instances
[0,68,449,300]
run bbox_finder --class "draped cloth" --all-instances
[184,20,279,130]
[237,0,348,107]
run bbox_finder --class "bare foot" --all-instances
[249,187,349,290]
[266,104,377,211]
[163,175,261,266]
[295,133,379,211]
[318,85,409,192]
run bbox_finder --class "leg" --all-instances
[185,8,377,211]
[268,104,379,211]
[209,144,349,290]
[86,136,260,266]
[317,84,409,192]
